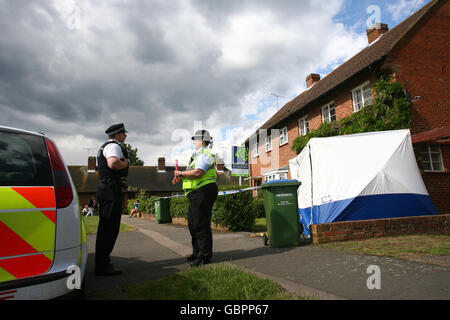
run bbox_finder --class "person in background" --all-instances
[129,200,140,218]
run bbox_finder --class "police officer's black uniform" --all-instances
[95,123,129,276]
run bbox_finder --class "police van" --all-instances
[0,126,88,299]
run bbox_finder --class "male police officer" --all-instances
[173,130,218,267]
[95,123,130,276]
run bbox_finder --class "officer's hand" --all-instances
[172,177,179,184]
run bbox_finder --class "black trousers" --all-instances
[187,183,218,260]
[95,180,123,271]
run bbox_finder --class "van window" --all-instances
[0,131,53,186]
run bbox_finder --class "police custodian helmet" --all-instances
[105,123,127,135]
[191,130,212,142]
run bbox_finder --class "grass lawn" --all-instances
[83,215,136,234]
[88,263,309,300]
[316,234,450,266]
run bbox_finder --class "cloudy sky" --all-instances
[0,0,430,167]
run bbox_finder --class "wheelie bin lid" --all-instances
[261,179,301,188]
[153,197,169,201]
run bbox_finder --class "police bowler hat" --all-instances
[105,123,127,135]
[191,130,212,142]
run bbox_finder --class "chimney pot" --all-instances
[158,157,166,171]
[367,23,388,44]
[88,156,96,172]
[306,73,320,88]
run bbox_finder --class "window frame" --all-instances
[263,169,289,182]
[253,139,259,157]
[352,81,372,112]
[421,144,444,172]
[321,102,336,123]
[279,127,288,146]
[265,135,272,152]
[298,116,309,136]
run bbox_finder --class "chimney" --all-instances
[157,157,165,171]
[367,23,388,44]
[306,73,320,88]
[216,157,224,172]
[87,156,96,173]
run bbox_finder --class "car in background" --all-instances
[0,125,87,300]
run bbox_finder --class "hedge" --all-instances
[129,184,263,231]
[127,189,158,215]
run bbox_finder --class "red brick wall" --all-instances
[382,0,449,134]
[311,214,450,244]
[382,0,450,213]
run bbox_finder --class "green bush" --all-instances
[169,196,189,218]
[167,184,257,231]
[130,185,261,231]
[212,191,256,231]
[252,198,266,218]
[127,189,158,214]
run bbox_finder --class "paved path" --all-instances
[85,217,450,300]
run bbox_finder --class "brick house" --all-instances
[246,0,449,213]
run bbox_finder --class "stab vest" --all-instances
[182,148,217,195]
[97,140,129,180]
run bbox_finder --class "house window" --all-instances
[421,144,444,172]
[253,140,259,157]
[265,135,272,152]
[322,103,336,123]
[264,170,288,182]
[280,127,288,145]
[352,82,372,112]
[298,116,309,136]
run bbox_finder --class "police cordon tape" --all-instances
[157,186,263,199]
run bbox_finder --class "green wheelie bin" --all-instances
[153,197,171,224]
[261,180,303,248]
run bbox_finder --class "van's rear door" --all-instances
[0,130,56,283]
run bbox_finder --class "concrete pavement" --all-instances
[85,216,450,300]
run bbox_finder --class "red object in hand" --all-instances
[175,160,180,182]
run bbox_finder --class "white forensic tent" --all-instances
[289,129,438,236]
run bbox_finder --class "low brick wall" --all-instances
[310,214,450,244]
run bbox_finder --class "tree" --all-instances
[124,143,144,166]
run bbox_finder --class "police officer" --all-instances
[173,130,218,267]
[95,123,130,276]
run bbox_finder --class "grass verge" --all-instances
[83,215,136,234]
[88,263,309,300]
[316,234,450,266]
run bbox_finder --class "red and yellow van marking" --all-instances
[0,187,56,282]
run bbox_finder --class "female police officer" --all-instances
[173,130,218,267]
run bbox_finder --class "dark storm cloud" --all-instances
[0,0,366,165]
